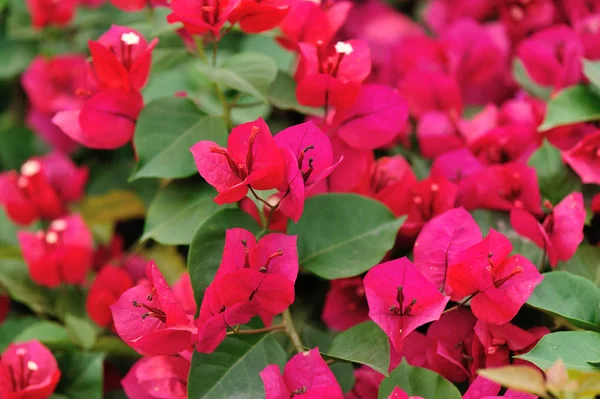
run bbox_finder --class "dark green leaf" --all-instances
[188,333,286,399]
[378,360,462,399]
[267,72,324,116]
[0,40,37,79]
[527,140,582,204]
[188,208,260,305]
[288,194,405,280]
[559,244,600,286]
[516,331,600,372]
[0,258,55,315]
[55,286,99,350]
[131,98,227,180]
[14,321,73,349]
[0,316,38,351]
[512,59,552,100]
[55,352,105,399]
[539,85,600,131]
[527,271,600,332]
[0,208,18,246]
[0,126,39,170]
[327,321,390,376]
[142,182,220,245]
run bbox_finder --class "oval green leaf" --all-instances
[559,244,600,286]
[142,182,220,245]
[539,85,600,131]
[131,98,227,180]
[55,352,105,399]
[288,194,405,280]
[188,333,286,399]
[516,331,600,372]
[527,271,600,332]
[378,360,462,399]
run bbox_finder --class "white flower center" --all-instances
[21,160,41,177]
[121,32,140,46]
[335,41,353,55]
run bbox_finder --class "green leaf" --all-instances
[327,321,390,376]
[478,366,548,397]
[527,140,582,204]
[288,194,406,280]
[55,352,105,399]
[142,182,220,245]
[512,59,552,100]
[539,85,600,131]
[55,286,98,350]
[559,244,600,286]
[527,271,600,332]
[378,360,462,399]
[14,321,73,349]
[197,52,277,101]
[0,208,19,246]
[241,35,294,72]
[188,208,260,305]
[0,258,55,315]
[583,59,600,90]
[0,316,38,351]
[517,331,600,372]
[131,98,227,180]
[80,190,146,224]
[135,243,187,285]
[188,333,287,399]
[0,126,39,170]
[267,72,324,116]
[0,40,37,79]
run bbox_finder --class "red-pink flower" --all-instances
[426,308,480,383]
[260,348,343,399]
[277,0,352,50]
[331,84,409,150]
[191,118,285,204]
[364,257,450,352]
[0,340,61,399]
[0,294,8,324]
[86,266,134,328]
[21,54,87,114]
[110,261,197,356]
[446,229,544,324]
[397,70,462,119]
[511,193,585,267]
[18,215,93,288]
[345,366,385,399]
[295,40,371,109]
[121,355,190,399]
[414,207,483,295]
[468,124,539,165]
[0,153,87,225]
[274,121,342,222]
[430,148,485,186]
[168,0,241,37]
[563,130,600,185]
[392,35,450,80]
[172,273,198,316]
[423,0,495,33]
[26,0,77,28]
[517,26,584,90]
[110,0,168,11]
[499,0,556,40]
[229,0,289,33]
[355,156,416,208]
[416,111,465,159]
[387,387,425,399]
[593,193,600,214]
[322,277,369,331]
[464,376,538,399]
[26,109,79,154]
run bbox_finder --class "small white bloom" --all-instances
[20,160,41,177]
[46,231,58,244]
[27,361,39,371]
[121,32,141,46]
[51,219,68,232]
[334,41,353,55]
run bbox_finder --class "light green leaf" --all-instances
[188,333,287,399]
[517,331,600,372]
[378,360,462,399]
[527,271,600,332]
[0,258,55,315]
[0,316,38,351]
[0,40,37,79]
[55,352,105,399]
[583,59,600,91]
[131,98,227,180]
[539,85,600,131]
[142,182,220,245]
[267,72,324,116]
[15,321,73,349]
[559,244,600,286]
[241,35,294,72]
[288,194,406,280]
[512,59,552,100]
[327,321,390,376]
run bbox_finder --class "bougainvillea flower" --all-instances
[172,272,197,316]
[463,376,501,399]
[260,348,343,399]
[414,207,482,294]
[510,193,585,267]
[345,366,385,399]
[423,0,495,33]
[26,0,77,28]
[499,0,556,40]
[277,0,352,50]
[332,84,409,150]
[563,130,600,184]
[111,261,197,356]
[545,123,596,152]
[459,162,542,215]
[430,148,485,184]
[446,229,544,324]
[416,111,465,159]
[295,40,371,109]
[191,118,285,204]
[121,355,190,399]
[21,54,87,114]
[397,70,462,119]
[18,215,94,288]
[593,193,600,214]
[0,294,8,324]
[468,124,539,165]
[474,320,548,368]
[392,35,450,80]
[26,109,79,154]
[399,176,458,238]
[426,308,479,383]
[229,0,289,33]
[86,266,134,328]
[89,25,158,91]
[239,197,288,233]
[364,257,450,351]
[274,121,341,221]
[168,0,241,37]
[393,331,429,370]
[0,340,61,399]
[517,26,583,90]
[322,277,369,331]
[110,0,169,11]
[387,387,425,399]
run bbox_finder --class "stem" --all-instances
[442,293,476,314]
[211,34,218,67]
[226,324,286,336]
[214,83,233,129]
[194,37,207,63]
[249,186,275,210]
[283,309,303,353]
